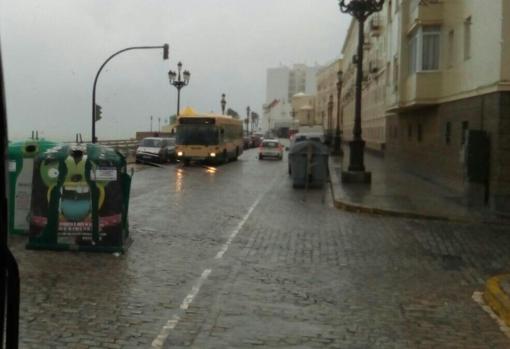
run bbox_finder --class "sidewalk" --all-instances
[329,148,510,223]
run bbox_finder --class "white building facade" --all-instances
[263,64,321,133]
[340,0,510,214]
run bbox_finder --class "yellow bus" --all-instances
[175,111,244,165]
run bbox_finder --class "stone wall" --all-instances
[386,91,510,214]
[493,92,510,214]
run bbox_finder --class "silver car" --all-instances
[258,139,283,160]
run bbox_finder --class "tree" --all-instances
[250,111,259,130]
[226,108,239,119]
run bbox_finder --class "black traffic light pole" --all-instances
[0,38,20,349]
[92,44,169,143]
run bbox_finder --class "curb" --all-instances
[328,159,508,224]
[483,275,510,327]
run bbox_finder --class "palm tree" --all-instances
[250,111,259,132]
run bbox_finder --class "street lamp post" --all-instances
[168,62,191,117]
[327,95,334,146]
[333,70,344,156]
[221,93,226,115]
[338,0,384,182]
[150,115,153,132]
[91,44,169,143]
[290,108,296,134]
[246,106,251,135]
[158,117,161,132]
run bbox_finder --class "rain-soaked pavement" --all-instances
[10,147,510,348]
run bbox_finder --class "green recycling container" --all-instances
[26,143,133,253]
[8,138,57,235]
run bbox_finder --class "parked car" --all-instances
[136,137,176,163]
[258,139,284,160]
[251,134,263,148]
[243,136,253,149]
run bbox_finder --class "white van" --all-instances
[136,137,176,163]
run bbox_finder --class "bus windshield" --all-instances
[176,125,219,146]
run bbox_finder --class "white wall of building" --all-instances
[261,101,293,132]
[263,63,322,133]
[266,66,290,103]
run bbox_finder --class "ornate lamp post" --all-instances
[221,93,226,115]
[339,0,384,182]
[168,61,191,117]
[333,70,344,156]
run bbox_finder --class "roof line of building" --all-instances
[341,17,356,55]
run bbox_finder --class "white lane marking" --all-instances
[215,194,263,259]
[151,314,180,348]
[152,269,211,348]
[152,192,265,348]
[180,269,212,310]
[472,291,510,339]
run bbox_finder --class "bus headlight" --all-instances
[177,151,183,157]
[210,152,216,157]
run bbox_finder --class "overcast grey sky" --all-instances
[0,0,351,141]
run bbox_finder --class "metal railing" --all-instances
[97,139,138,162]
[64,138,139,163]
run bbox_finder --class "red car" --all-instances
[250,134,263,148]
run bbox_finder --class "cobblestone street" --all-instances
[9,148,510,348]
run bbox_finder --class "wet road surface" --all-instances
[9,147,510,348]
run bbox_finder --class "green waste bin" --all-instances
[8,138,57,235]
[26,143,133,253]
[289,140,329,189]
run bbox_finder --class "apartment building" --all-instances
[266,64,320,102]
[261,99,294,133]
[291,93,317,127]
[263,64,321,132]
[316,59,343,141]
[341,0,510,213]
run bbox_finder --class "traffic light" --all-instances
[95,104,102,122]
[163,44,169,60]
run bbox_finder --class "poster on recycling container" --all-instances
[29,144,127,248]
